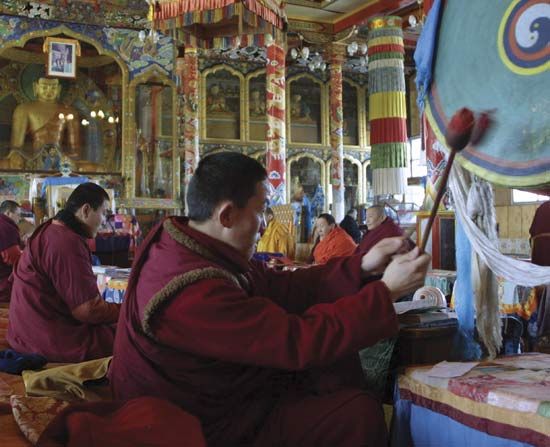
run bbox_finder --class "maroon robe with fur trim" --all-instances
[8,220,117,362]
[530,201,550,266]
[355,216,404,255]
[0,214,21,302]
[110,217,398,446]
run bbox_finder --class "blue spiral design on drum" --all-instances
[499,0,550,75]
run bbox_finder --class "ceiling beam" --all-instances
[334,0,418,33]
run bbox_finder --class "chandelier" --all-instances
[289,35,327,72]
[346,41,368,67]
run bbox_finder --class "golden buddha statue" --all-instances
[7,77,80,170]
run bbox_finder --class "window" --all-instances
[404,184,426,208]
[512,190,548,203]
[408,137,427,178]
[404,137,427,207]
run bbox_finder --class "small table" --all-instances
[96,272,129,304]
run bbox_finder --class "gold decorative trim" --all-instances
[163,218,220,264]
[141,266,241,340]
[163,218,251,291]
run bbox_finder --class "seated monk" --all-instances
[256,207,294,258]
[109,152,430,447]
[7,77,80,170]
[530,200,550,266]
[8,183,120,362]
[339,208,362,243]
[0,201,22,302]
[312,213,357,264]
[355,205,405,255]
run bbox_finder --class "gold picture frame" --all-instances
[44,37,81,79]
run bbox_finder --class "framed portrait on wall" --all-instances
[44,37,80,79]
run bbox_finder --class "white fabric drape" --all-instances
[449,163,550,287]
[373,167,407,196]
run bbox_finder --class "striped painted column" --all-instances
[265,42,287,205]
[367,16,408,195]
[329,45,346,222]
[179,47,200,210]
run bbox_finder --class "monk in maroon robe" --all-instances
[530,200,550,266]
[355,205,405,255]
[0,201,22,302]
[110,153,430,447]
[8,183,120,362]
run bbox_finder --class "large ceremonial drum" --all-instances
[425,0,549,188]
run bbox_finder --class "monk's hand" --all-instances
[381,247,431,302]
[360,237,409,275]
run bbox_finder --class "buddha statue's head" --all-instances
[33,78,61,103]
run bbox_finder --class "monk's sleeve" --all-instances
[1,244,22,266]
[154,278,397,370]
[250,255,366,312]
[48,240,119,324]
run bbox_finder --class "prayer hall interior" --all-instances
[0,0,548,446]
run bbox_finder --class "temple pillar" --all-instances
[265,40,287,205]
[177,47,200,210]
[329,45,346,222]
[367,16,408,196]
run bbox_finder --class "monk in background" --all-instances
[355,205,405,255]
[8,183,120,362]
[530,200,550,266]
[312,213,357,264]
[0,200,22,302]
[256,207,294,258]
[339,208,362,243]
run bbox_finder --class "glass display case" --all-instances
[344,158,359,211]
[288,75,325,145]
[203,67,243,140]
[123,68,181,211]
[342,80,359,146]
[247,71,267,142]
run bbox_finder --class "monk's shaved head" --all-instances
[367,205,386,218]
[366,206,386,230]
[187,152,267,222]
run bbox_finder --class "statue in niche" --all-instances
[5,77,81,170]
[249,90,266,116]
[207,85,228,113]
[290,94,312,121]
[135,129,152,197]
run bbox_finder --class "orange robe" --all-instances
[256,219,294,258]
[313,226,357,264]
